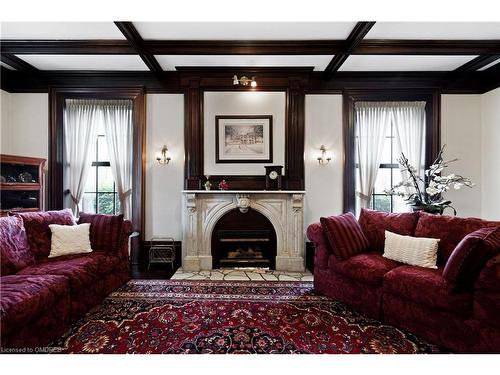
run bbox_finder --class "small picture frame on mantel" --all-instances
[215,115,273,163]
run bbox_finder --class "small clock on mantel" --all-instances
[265,165,283,190]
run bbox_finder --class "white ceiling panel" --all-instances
[0,22,125,40]
[339,55,478,71]
[366,22,500,40]
[155,55,333,71]
[15,55,148,71]
[135,22,356,40]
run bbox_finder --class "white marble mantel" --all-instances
[181,190,306,272]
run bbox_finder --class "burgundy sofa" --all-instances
[307,209,500,353]
[0,209,131,348]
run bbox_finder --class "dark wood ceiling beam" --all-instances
[356,40,500,55]
[323,22,376,79]
[454,54,500,72]
[0,40,134,54]
[2,39,500,56]
[114,21,163,74]
[1,68,497,94]
[145,40,345,55]
[0,53,38,71]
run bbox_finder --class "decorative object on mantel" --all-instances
[385,145,474,215]
[218,179,229,190]
[156,145,171,165]
[317,145,332,165]
[215,115,273,163]
[232,75,257,87]
[265,165,283,190]
[204,175,212,191]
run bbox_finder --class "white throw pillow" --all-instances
[48,223,93,258]
[383,230,439,269]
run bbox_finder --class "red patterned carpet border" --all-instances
[50,280,444,354]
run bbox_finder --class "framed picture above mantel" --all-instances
[215,115,273,163]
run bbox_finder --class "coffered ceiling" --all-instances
[1,21,499,93]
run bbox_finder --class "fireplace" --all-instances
[212,208,276,269]
[182,191,305,272]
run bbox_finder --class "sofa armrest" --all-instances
[118,220,134,260]
[306,222,332,270]
[475,254,500,292]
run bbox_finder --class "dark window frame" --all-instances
[343,89,441,214]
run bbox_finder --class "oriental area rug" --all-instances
[50,280,443,354]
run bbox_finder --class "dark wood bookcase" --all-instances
[0,154,46,217]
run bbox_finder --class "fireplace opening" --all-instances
[211,208,277,269]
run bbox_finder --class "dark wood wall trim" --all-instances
[183,79,204,189]
[342,89,441,213]
[285,78,306,190]
[48,87,147,253]
[181,71,308,191]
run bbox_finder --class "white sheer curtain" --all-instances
[64,99,99,215]
[102,100,133,219]
[392,101,426,193]
[355,102,392,210]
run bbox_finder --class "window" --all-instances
[81,124,120,215]
[355,122,408,213]
[352,100,427,215]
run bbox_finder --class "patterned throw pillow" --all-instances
[383,230,439,269]
[48,223,93,258]
[16,208,76,260]
[358,208,420,252]
[0,216,35,275]
[78,213,124,252]
[443,226,500,290]
[320,213,369,260]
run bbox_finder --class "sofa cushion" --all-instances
[358,208,420,251]
[0,216,35,275]
[17,254,101,291]
[78,212,124,252]
[16,209,76,260]
[329,252,401,286]
[383,230,439,269]
[414,212,500,265]
[320,213,369,260]
[383,265,472,315]
[0,274,69,336]
[444,227,500,290]
[48,223,93,258]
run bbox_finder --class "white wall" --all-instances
[480,88,500,220]
[304,95,343,227]
[441,95,482,218]
[203,91,286,176]
[0,92,48,159]
[1,90,12,153]
[145,94,185,240]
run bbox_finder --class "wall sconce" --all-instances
[156,145,171,165]
[317,145,331,165]
[233,75,257,87]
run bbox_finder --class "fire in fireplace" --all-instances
[211,209,277,269]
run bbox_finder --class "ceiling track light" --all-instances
[232,75,257,87]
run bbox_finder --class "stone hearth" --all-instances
[181,191,306,272]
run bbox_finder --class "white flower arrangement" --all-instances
[385,145,474,215]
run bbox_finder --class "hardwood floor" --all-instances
[130,263,179,280]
